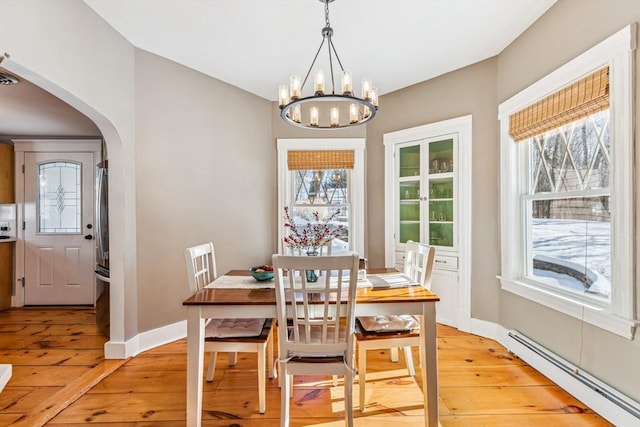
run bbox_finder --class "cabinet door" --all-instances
[426,137,455,249]
[431,269,458,327]
[397,144,422,244]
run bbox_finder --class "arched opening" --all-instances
[0,57,132,358]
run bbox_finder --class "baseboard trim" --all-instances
[499,328,640,426]
[104,320,186,359]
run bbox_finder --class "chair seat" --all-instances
[286,324,348,358]
[205,318,274,342]
[356,315,419,333]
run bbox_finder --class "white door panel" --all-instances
[24,152,95,305]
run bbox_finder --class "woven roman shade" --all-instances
[287,150,354,170]
[509,67,609,142]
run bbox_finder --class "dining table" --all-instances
[183,267,440,427]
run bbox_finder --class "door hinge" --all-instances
[22,221,25,230]
[21,164,25,173]
[19,277,25,287]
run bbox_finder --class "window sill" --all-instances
[498,276,638,339]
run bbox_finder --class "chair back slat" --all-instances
[184,242,217,293]
[404,240,436,289]
[273,253,359,358]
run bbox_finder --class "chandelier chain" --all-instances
[325,0,330,27]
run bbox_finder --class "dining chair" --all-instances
[273,252,360,427]
[279,238,339,385]
[355,240,435,411]
[184,242,275,414]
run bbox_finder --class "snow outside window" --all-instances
[524,111,611,300]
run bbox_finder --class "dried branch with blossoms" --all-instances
[283,206,345,252]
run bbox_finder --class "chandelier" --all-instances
[278,0,378,129]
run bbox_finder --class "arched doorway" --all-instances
[0,58,132,359]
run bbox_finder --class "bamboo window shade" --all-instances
[509,66,609,142]
[287,150,354,170]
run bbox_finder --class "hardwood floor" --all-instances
[0,307,612,426]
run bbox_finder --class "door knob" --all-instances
[84,234,93,240]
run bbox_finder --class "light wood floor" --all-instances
[0,307,612,426]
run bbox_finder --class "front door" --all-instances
[23,152,95,305]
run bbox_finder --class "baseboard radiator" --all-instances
[506,330,640,425]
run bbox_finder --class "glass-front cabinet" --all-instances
[397,136,456,249]
[384,116,471,329]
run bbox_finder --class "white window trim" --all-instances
[276,138,365,256]
[497,24,637,339]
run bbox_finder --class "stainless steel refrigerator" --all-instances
[95,160,110,337]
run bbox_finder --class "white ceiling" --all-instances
[84,0,556,101]
[0,0,557,139]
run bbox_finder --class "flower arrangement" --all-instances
[283,206,345,252]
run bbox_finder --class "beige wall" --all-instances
[135,50,273,331]
[366,58,500,322]
[496,0,640,401]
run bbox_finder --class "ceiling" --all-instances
[0,0,556,139]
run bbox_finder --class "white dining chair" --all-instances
[184,242,275,414]
[273,252,359,427]
[279,238,339,386]
[355,240,435,411]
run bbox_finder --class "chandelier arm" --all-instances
[327,35,336,94]
[301,37,327,90]
[328,38,346,73]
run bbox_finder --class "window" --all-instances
[277,139,365,256]
[498,25,636,338]
[38,161,82,234]
[526,110,611,299]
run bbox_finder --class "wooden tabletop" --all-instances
[183,268,440,306]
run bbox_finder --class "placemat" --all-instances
[207,274,375,289]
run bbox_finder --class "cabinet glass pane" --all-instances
[429,223,453,247]
[429,178,453,199]
[400,202,420,221]
[400,181,420,200]
[399,145,420,177]
[429,139,454,174]
[400,223,420,243]
[429,200,453,222]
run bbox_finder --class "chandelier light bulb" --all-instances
[314,69,325,95]
[292,104,301,123]
[290,75,301,100]
[371,87,379,107]
[310,106,319,126]
[349,103,358,124]
[279,85,289,107]
[330,107,339,127]
[363,105,371,119]
[362,77,372,101]
[342,70,352,95]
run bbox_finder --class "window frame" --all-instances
[497,25,637,339]
[277,138,365,256]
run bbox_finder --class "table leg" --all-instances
[421,302,438,427]
[187,307,205,427]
